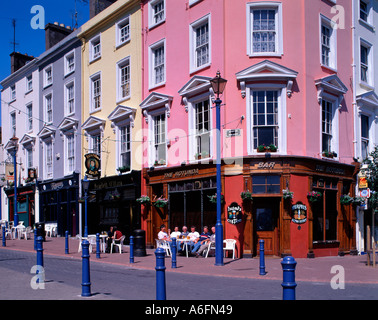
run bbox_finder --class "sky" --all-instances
[0,0,90,83]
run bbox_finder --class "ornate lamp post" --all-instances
[8,137,19,228]
[210,71,227,266]
[82,175,90,237]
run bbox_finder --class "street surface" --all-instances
[0,249,377,300]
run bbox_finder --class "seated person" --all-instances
[181,226,189,238]
[196,226,216,257]
[170,226,181,239]
[191,226,211,254]
[187,226,200,251]
[158,224,170,241]
[107,226,123,253]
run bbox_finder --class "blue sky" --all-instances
[0,0,89,82]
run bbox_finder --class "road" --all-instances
[0,249,377,301]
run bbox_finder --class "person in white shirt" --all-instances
[170,226,181,239]
[158,224,170,241]
[188,226,199,252]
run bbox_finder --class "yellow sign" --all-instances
[358,176,368,189]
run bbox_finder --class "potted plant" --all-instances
[117,166,130,173]
[153,196,168,208]
[241,190,253,202]
[353,196,365,206]
[201,151,210,158]
[136,195,150,205]
[340,194,353,205]
[282,189,294,200]
[208,193,225,204]
[257,144,277,153]
[322,150,337,158]
[194,153,201,160]
[307,191,322,203]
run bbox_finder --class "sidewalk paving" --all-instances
[2,235,378,285]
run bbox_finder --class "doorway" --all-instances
[253,198,280,256]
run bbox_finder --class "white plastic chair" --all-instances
[45,225,53,237]
[156,239,171,257]
[5,228,13,240]
[223,239,236,259]
[111,235,125,254]
[21,226,33,240]
[87,235,97,253]
[205,241,216,258]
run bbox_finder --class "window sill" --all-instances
[148,19,166,31]
[115,38,131,50]
[359,81,374,91]
[248,52,283,58]
[320,64,337,73]
[358,18,375,32]
[89,56,101,64]
[64,70,75,78]
[190,62,211,76]
[116,96,131,105]
[148,81,166,91]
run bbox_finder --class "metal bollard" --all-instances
[34,229,37,251]
[129,236,134,264]
[96,233,100,259]
[81,239,91,297]
[281,256,297,300]
[36,236,44,268]
[65,231,69,254]
[171,237,177,269]
[259,239,266,275]
[2,226,6,247]
[155,247,166,300]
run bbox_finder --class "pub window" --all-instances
[252,175,280,194]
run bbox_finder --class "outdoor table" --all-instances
[175,238,191,258]
[100,234,108,253]
[12,225,26,240]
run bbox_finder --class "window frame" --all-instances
[246,2,283,57]
[90,72,102,113]
[118,125,132,173]
[148,0,166,29]
[44,93,53,125]
[10,85,16,101]
[65,80,75,116]
[319,95,339,159]
[189,14,211,74]
[149,39,166,89]
[64,50,75,76]
[26,103,33,132]
[10,112,16,137]
[43,64,53,88]
[359,39,373,88]
[246,83,287,155]
[89,34,101,63]
[147,110,167,167]
[26,75,33,93]
[116,15,131,48]
[319,15,337,71]
[64,133,75,176]
[117,56,131,103]
[44,139,53,180]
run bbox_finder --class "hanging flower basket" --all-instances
[340,194,353,205]
[208,193,225,204]
[153,197,168,208]
[136,195,150,205]
[282,189,294,200]
[307,191,322,203]
[353,196,365,206]
[241,191,253,202]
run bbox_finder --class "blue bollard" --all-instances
[155,247,166,300]
[171,237,177,269]
[259,239,266,275]
[129,236,134,264]
[81,239,91,297]
[65,231,69,254]
[2,226,6,247]
[34,229,37,251]
[36,236,44,268]
[96,233,100,259]
[281,256,297,300]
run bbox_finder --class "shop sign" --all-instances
[164,169,199,179]
[227,202,242,225]
[258,162,275,169]
[315,165,345,176]
[5,163,14,182]
[359,188,370,199]
[291,202,307,224]
[85,153,101,178]
[358,176,368,189]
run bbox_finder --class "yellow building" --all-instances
[78,0,143,238]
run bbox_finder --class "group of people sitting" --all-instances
[158,224,215,257]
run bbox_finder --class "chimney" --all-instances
[45,22,74,51]
[90,0,118,19]
[10,52,34,74]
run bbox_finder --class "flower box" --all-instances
[136,195,150,205]
[282,189,294,200]
[117,166,130,173]
[208,193,225,204]
[153,197,168,208]
[322,150,337,159]
[257,144,277,153]
[340,194,353,205]
[154,160,166,166]
[307,191,322,203]
[241,191,253,202]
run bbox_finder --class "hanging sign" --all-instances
[358,176,368,189]
[291,202,307,224]
[359,188,371,198]
[227,202,243,225]
[85,153,101,178]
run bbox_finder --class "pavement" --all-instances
[1,235,378,285]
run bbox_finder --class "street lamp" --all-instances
[210,71,227,266]
[8,137,19,228]
[82,175,90,237]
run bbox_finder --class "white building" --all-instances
[352,0,378,254]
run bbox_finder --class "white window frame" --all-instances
[116,15,130,47]
[359,0,374,27]
[89,133,102,161]
[189,0,203,6]
[26,147,33,170]
[148,0,165,29]
[44,140,53,180]
[10,85,16,101]
[188,93,213,162]
[65,80,75,116]
[10,112,16,137]
[189,14,211,74]
[26,75,33,93]
[359,39,373,88]
[90,72,102,112]
[43,64,53,88]
[319,14,337,71]
[148,110,167,167]
[64,133,75,175]
[44,93,53,124]
[89,34,101,62]
[246,83,287,155]
[117,56,131,103]
[318,93,339,159]
[246,2,283,57]
[360,113,371,160]
[149,39,166,89]
[26,103,33,132]
[64,50,75,76]
[117,125,132,172]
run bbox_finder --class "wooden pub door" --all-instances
[254,198,280,256]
